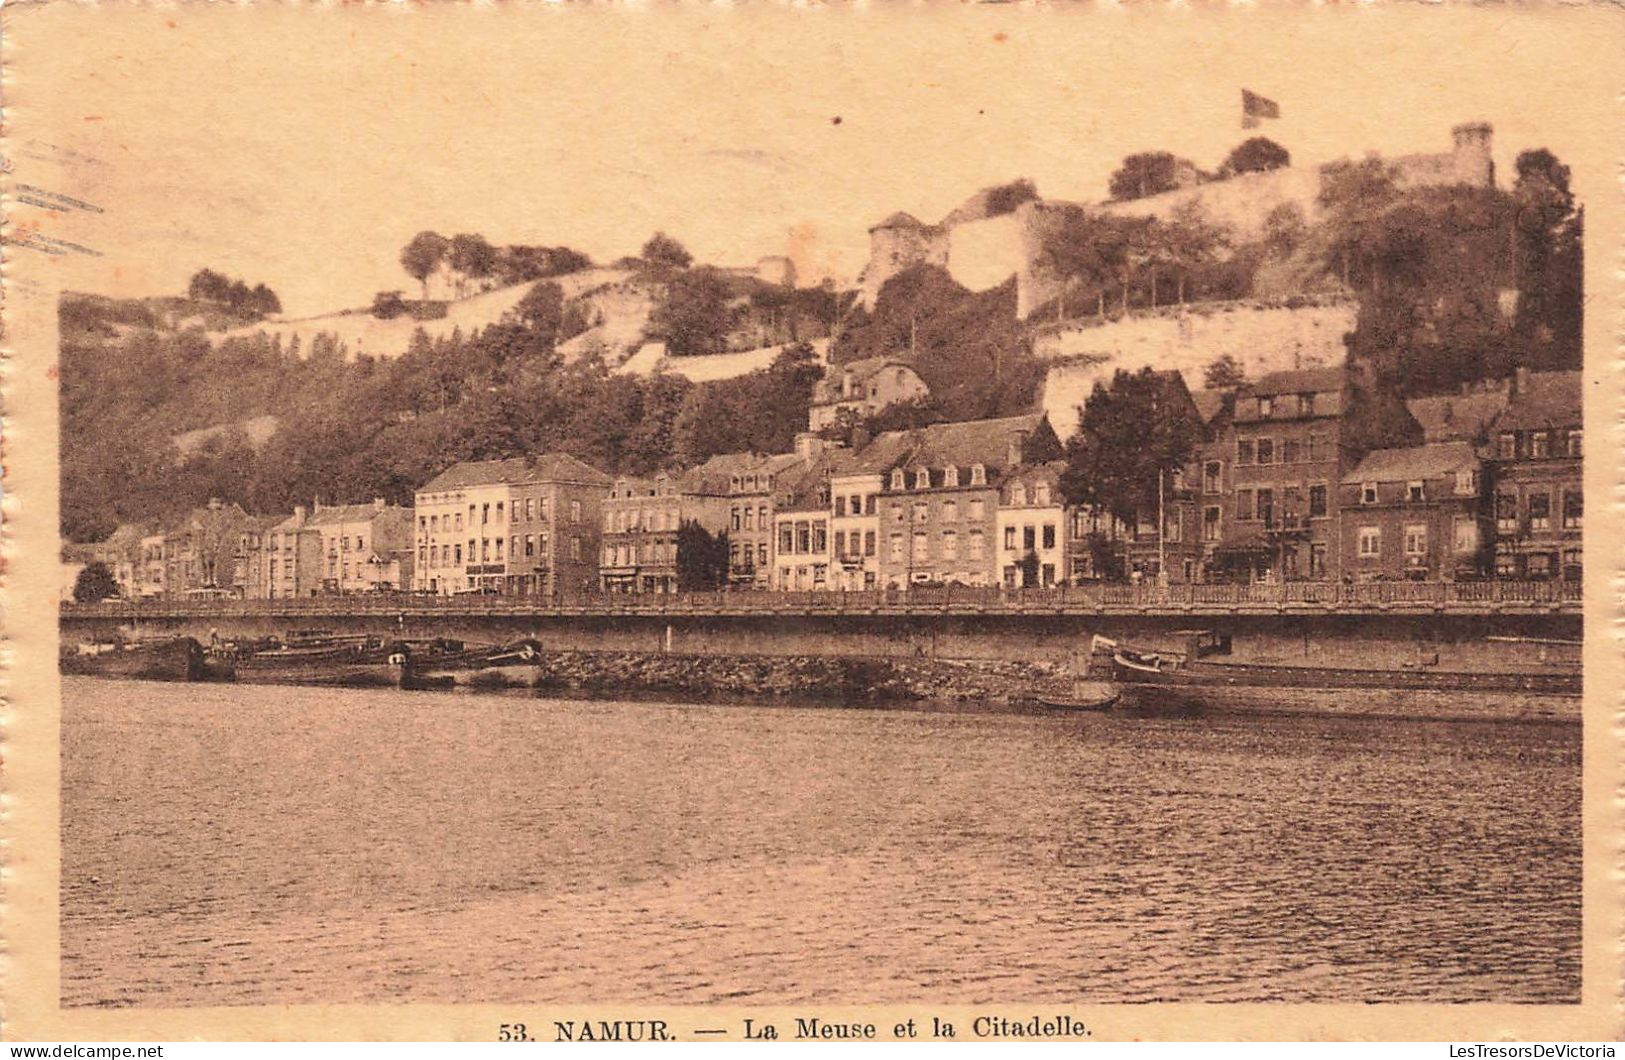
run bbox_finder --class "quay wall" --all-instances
[63,609,1582,674]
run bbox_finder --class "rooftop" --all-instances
[1341,441,1479,485]
[857,412,1046,477]
[419,453,612,493]
[1249,367,1346,397]
[1495,370,1582,433]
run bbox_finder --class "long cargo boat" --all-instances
[1103,631,1580,722]
[232,636,414,689]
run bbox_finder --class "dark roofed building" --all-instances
[1488,369,1582,581]
[1339,441,1488,581]
[807,356,930,433]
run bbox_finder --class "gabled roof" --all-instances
[420,453,611,493]
[857,412,1046,478]
[679,451,764,496]
[813,357,922,404]
[1250,367,1346,397]
[1495,371,1581,433]
[1341,441,1479,485]
[777,450,853,513]
[1406,387,1510,444]
[1190,388,1228,425]
[308,502,394,527]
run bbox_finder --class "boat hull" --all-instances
[60,638,205,682]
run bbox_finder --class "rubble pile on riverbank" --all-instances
[530,650,1074,704]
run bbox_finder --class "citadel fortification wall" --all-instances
[1035,297,1357,437]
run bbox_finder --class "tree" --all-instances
[641,231,693,270]
[1162,200,1231,304]
[400,231,449,299]
[1317,157,1401,286]
[187,268,230,303]
[1203,353,1247,390]
[1222,137,1291,176]
[1059,368,1203,529]
[249,283,282,317]
[651,268,732,355]
[513,281,565,346]
[1262,202,1309,259]
[675,520,728,590]
[372,290,408,319]
[985,178,1039,217]
[1512,148,1582,364]
[1108,152,1193,201]
[448,233,498,296]
[73,561,120,602]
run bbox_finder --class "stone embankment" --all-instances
[525,650,1075,704]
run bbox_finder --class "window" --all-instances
[1042,524,1056,550]
[942,500,958,523]
[1497,433,1517,460]
[759,506,768,529]
[570,500,582,523]
[1236,439,1255,466]
[1023,525,1036,550]
[454,544,463,564]
[796,522,811,554]
[1004,526,1017,550]
[912,502,928,524]
[481,503,490,525]
[1202,461,1222,495]
[1310,542,1328,577]
[1307,434,1326,462]
[1496,494,1518,533]
[913,531,928,560]
[914,468,930,489]
[1563,490,1582,529]
[890,469,906,490]
[1034,484,1051,506]
[758,543,768,567]
[571,537,582,561]
[419,516,427,532]
[1529,492,1551,531]
[780,526,794,554]
[865,495,876,515]
[1358,527,1381,557]
[1164,513,1182,544]
[731,508,741,532]
[941,530,958,559]
[1361,482,1378,505]
[1567,430,1583,457]
[1256,438,1275,466]
[1236,489,1254,521]
[864,531,876,557]
[1406,481,1425,503]
[1202,506,1222,542]
[892,504,905,524]
[813,521,827,553]
[1282,439,1301,464]
[834,531,846,557]
[1299,393,1316,416]
[1453,517,1478,554]
[496,501,506,522]
[944,466,959,488]
[1530,432,1549,458]
[1011,485,1027,507]
[968,529,985,558]
[1256,487,1274,529]
[1258,396,1273,417]
[1404,524,1427,556]
[1309,484,1328,519]
[970,464,986,486]
[744,507,754,530]
[525,498,535,521]
[1454,469,1479,496]
[431,515,440,533]
[889,534,904,561]
[835,496,846,518]
[1527,552,1552,577]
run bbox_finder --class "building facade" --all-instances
[1488,370,1582,581]
[807,357,931,432]
[415,454,609,595]
[309,500,415,594]
[1338,442,1488,581]
[996,462,1068,588]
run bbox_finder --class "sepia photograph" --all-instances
[4,1,1621,1043]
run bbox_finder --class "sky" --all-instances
[12,4,1618,318]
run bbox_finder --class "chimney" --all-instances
[1512,365,1531,396]
[374,497,386,511]
[794,432,826,461]
[207,497,223,511]
[1008,429,1030,469]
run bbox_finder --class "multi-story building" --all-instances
[1338,441,1488,581]
[415,454,609,595]
[996,461,1068,588]
[1200,367,1406,583]
[252,506,324,599]
[139,530,168,598]
[1488,370,1582,581]
[599,454,747,593]
[807,356,931,433]
[867,413,1046,588]
[309,500,415,594]
[772,456,838,591]
[827,455,885,591]
[726,450,807,588]
[91,522,153,599]
[235,515,284,599]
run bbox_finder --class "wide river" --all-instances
[60,676,1580,1008]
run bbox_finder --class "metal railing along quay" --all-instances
[62,580,1583,620]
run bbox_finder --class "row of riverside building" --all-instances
[73,365,1581,601]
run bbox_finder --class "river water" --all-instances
[60,676,1580,1007]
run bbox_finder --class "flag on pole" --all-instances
[1241,89,1280,130]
